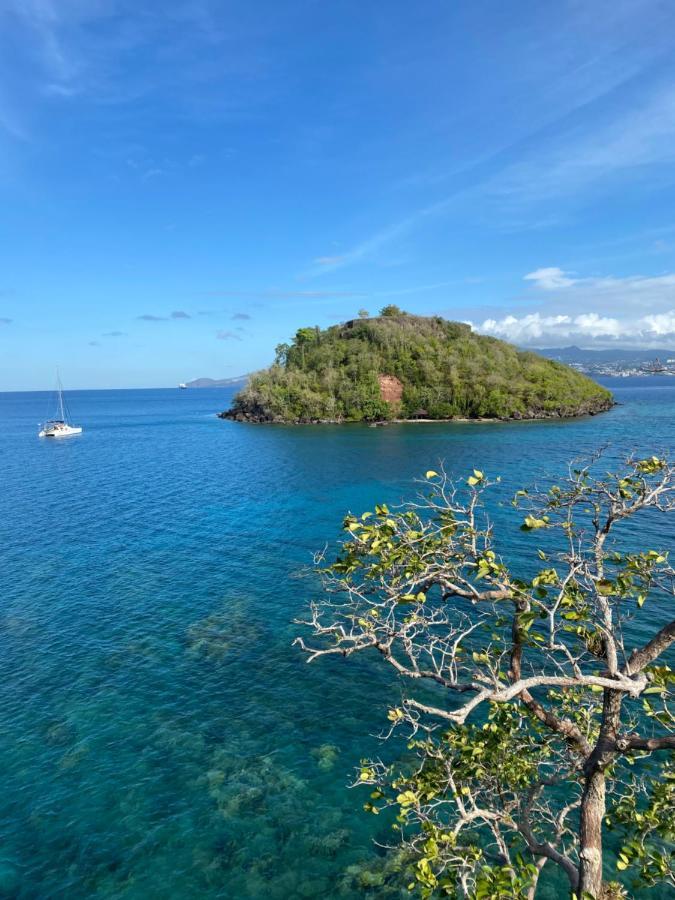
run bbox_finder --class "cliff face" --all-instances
[378,374,403,404]
[220,315,614,424]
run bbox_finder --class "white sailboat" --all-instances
[39,373,83,438]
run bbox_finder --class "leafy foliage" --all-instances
[296,456,675,898]
[227,314,613,422]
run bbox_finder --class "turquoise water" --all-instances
[0,378,673,898]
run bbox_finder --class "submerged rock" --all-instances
[310,743,340,771]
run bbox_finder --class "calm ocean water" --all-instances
[0,377,673,899]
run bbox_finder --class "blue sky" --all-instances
[2,0,675,389]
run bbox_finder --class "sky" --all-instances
[2,0,675,389]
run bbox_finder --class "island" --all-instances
[183,375,250,388]
[219,310,614,424]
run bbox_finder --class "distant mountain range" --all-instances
[184,375,250,388]
[535,346,675,364]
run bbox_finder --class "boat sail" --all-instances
[39,373,83,438]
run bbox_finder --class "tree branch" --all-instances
[404,672,647,725]
[518,813,579,891]
[613,734,675,752]
[625,619,675,674]
[519,688,592,756]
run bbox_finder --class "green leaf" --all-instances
[522,515,547,530]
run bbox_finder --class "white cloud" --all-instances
[479,313,571,342]
[521,266,675,312]
[475,309,675,347]
[524,267,576,290]
[572,313,623,338]
[470,266,675,348]
[642,311,675,335]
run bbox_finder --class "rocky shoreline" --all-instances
[218,396,615,425]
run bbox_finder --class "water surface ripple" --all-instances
[0,379,673,898]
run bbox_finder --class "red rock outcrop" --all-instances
[378,374,403,404]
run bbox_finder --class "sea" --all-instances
[0,377,673,899]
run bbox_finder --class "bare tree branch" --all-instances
[297,454,675,899]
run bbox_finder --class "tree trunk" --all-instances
[578,769,606,898]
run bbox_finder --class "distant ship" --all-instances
[39,373,83,438]
[643,358,666,374]
[179,382,188,389]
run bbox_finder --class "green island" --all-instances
[219,307,614,423]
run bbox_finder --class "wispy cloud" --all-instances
[137,311,192,322]
[216,329,242,341]
[0,316,12,324]
[0,0,292,148]
[103,329,127,336]
[313,255,346,266]
[309,84,675,274]
[305,54,675,276]
[231,312,251,320]
[88,340,100,346]
[523,267,576,290]
[521,267,675,314]
[479,84,675,219]
[304,210,443,276]
[0,91,28,140]
[0,0,84,120]
[141,167,164,182]
[204,289,365,299]
[374,279,465,298]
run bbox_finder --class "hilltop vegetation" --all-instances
[221,310,613,423]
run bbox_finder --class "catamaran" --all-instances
[39,374,83,438]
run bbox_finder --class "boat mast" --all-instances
[56,370,65,421]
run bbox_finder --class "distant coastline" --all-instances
[183,375,250,389]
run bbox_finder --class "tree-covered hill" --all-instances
[220,311,614,423]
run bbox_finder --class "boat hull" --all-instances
[39,425,83,438]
